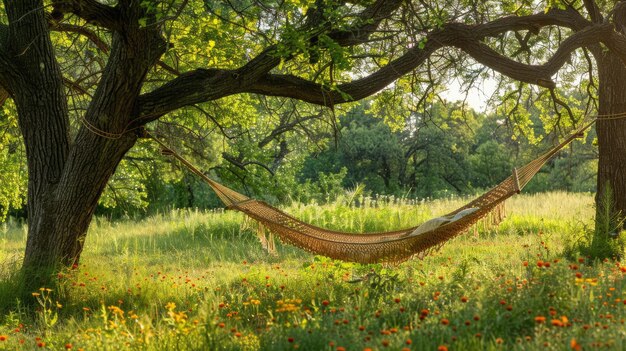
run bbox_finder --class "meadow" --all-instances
[1,192,625,350]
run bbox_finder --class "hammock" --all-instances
[149,120,594,264]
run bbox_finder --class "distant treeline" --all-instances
[1,101,597,221]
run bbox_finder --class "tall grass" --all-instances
[3,192,623,351]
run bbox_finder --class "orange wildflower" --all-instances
[437,346,448,351]
[534,316,546,323]
[551,319,564,327]
[0,335,7,341]
[570,338,582,351]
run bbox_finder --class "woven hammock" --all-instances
[149,120,594,264]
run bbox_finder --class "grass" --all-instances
[2,191,625,350]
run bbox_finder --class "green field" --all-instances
[1,192,625,350]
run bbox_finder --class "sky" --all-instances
[442,78,499,112]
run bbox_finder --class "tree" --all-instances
[1,0,626,276]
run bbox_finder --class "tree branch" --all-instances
[49,22,109,53]
[246,22,609,105]
[0,86,9,108]
[221,152,275,176]
[51,0,121,30]
[137,7,595,118]
[258,112,323,148]
[327,0,404,46]
[136,0,406,122]
[583,0,603,23]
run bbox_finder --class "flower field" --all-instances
[2,192,626,350]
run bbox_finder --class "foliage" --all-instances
[0,101,26,220]
[300,101,596,201]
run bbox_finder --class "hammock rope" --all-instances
[147,119,596,264]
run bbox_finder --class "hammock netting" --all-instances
[150,120,594,264]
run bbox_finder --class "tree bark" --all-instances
[7,1,166,281]
[596,52,626,226]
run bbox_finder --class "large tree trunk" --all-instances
[22,136,136,270]
[5,1,166,282]
[596,52,626,229]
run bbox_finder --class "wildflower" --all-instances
[496,338,504,344]
[534,316,546,323]
[551,319,564,327]
[570,338,582,351]
[37,342,46,348]
[65,344,73,349]
[165,302,176,311]
[337,347,346,351]
[394,298,401,303]
[0,335,7,341]
[460,296,468,303]
[441,318,450,325]
[288,337,294,343]
[322,300,330,306]
[438,345,448,351]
